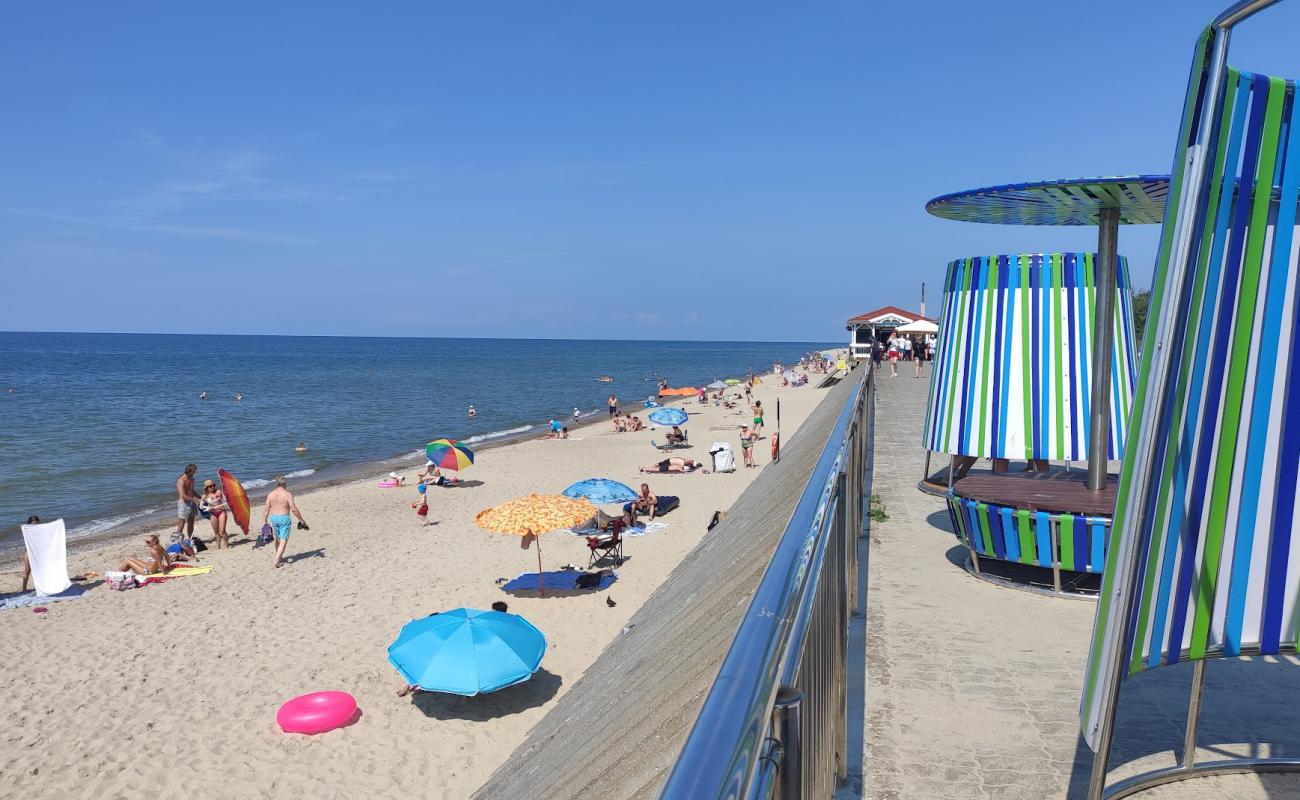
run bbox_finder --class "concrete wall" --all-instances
[472,372,859,800]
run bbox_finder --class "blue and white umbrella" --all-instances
[648,407,688,427]
[562,478,638,505]
[387,608,546,696]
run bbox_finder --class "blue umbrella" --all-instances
[562,478,638,504]
[648,407,689,427]
[387,608,546,696]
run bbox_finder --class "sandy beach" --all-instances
[0,371,833,799]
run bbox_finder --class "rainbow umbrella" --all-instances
[217,469,251,535]
[425,439,475,471]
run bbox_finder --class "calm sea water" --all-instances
[0,332,831,553]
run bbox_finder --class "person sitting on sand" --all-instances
[640,457,703,474]
[665,426,686,446]
[418,461,446,486]
[561,426,570,439]
[633,483,658,520]
[491,601,509,613]
[118,534,172,576]
[625,415,644,432]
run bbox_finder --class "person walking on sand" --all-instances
[262,476,308,569]
[201,479,231,549]
[608,393,619,419]
[412,485,430,526]
[176,464,201,539]
[752,400,765,439]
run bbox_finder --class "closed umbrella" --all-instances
[387,608,546,696]
[562,478,638,505]
[706,380,727,389]
[648,407,689,427]
[476,494,597,596]
[217,469,251,535]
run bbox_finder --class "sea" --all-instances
[0,332,833,557]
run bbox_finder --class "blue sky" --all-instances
[3,1,1299,341]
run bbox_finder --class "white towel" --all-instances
[21,519,72,597]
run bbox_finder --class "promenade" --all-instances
[863,370,1300,800]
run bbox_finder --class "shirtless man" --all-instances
[262,476,308,569]
[176,464,200,539]
[633,483,658,520]
[607,394,619,419]
[639,457,703,474]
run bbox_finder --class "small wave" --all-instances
[283,469,315,479]
[462,425,534,445]
[243,478,271,489]
[68,507,162,539]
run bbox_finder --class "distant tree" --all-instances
[1131,289,1151,344]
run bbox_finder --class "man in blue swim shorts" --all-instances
[261,475,309,569]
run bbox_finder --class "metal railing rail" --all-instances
[661,362,875,799]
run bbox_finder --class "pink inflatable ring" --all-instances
[276,691,358,735]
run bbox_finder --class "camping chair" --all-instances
[586,527,625,568]
[653,429,689,451]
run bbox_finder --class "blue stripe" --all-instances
[1036,511,1052,567]
[1091,519,1106,572]
[1001,506,1019,560]
[1078,254,1093,454]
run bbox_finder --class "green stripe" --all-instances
[1189,75,1287,660]
[1127,67,1241,675]
[977,258,998,454]
[1060,514,1075,570]
[1085,23,1216,715]
[1017,508,1034,564]
[1020,255,1033,459]
[1052,253,1066,459]
[978,503,994,555]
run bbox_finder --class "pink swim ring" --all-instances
[276,690,358,734]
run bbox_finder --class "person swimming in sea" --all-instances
[468,405,476,418]
[199,391,207,400]
[294,442,308,453]
[235,393,243,401]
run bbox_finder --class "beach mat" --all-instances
[0,583,93,611]
[501,570,617,596]
[142,565,214,584]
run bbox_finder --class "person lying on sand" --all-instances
[117,534,172,576]
[640,457,704,474]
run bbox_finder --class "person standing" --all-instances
[607,393,619,419]
[176,464,201,539]
[262,475,308,569]
[739,424,757,468]
[887,335,901,377]
[901,335,913,361]
[752,400,765,438]
[201,479,230,549]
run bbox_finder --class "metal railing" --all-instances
[661,362,875,799]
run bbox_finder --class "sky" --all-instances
[3,1,1300,342]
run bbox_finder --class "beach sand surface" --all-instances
[0,374,830,799]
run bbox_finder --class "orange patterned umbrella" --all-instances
[476,494,597,597]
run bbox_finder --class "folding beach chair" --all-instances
[586,527,625,568]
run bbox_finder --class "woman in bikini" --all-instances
[739,424,757,468]
[201,479,230,549]
[118,534,173,576]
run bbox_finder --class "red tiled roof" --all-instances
[846,306,933,325]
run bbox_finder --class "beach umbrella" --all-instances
[706,380,726,390]
[387,608,546,696]
[425,439,475,470]
[648,407,689,427]
[476,494,597,597]
[724,378,742,385]
[217,469,251,534]
[562,478,638,505]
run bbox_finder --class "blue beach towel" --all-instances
[0,583,93,611]
[500,570,618,594]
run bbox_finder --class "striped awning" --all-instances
[1081,57,1300,747]
[923,253,1137,461]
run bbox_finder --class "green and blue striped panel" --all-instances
[922,253,1137,461]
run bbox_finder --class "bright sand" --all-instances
[0,374,832,798]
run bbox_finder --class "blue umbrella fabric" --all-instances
[562,478,638,505]
[648,407,689,427]
[387,608,546,696]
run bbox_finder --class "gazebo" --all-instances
[921,176,1167,593]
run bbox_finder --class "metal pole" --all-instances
[774,687,803,800]
[1086,24,1234,800]
[1183,660,1207,769]
[1088,207,1120,492]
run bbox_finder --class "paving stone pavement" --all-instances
[862,370,1300,800]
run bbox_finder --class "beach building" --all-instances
[845,306,931,360]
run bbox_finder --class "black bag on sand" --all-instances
[708,510,726,532]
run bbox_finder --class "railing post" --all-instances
[835,471,850,786]
[774,686,804,800]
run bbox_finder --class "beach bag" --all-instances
[105,570,137,591]
[575,571,604,589]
